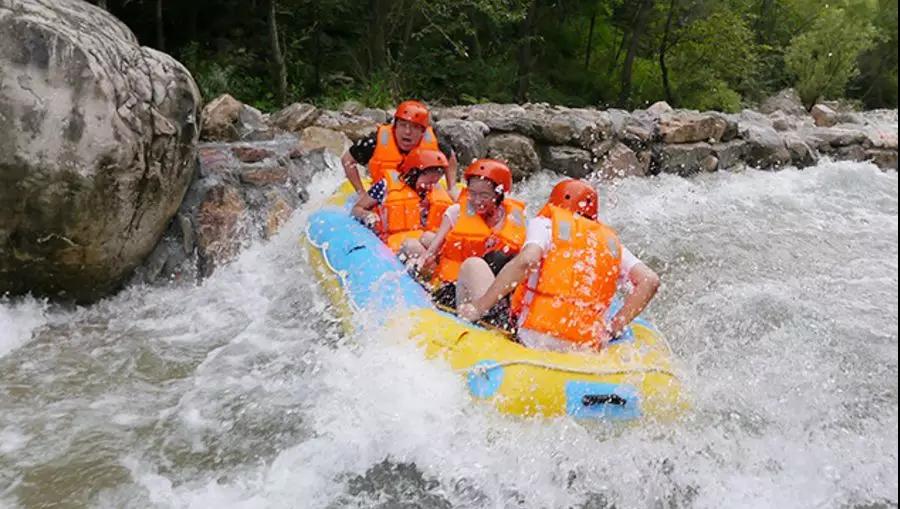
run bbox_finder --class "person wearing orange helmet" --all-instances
[411,159,527,330]
[351,147,454,258]
[458,179,660,351]
[341,100,459,198]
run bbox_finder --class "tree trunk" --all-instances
[618,0,653,107]
[311,2,322,95]
[265,0,289,106]
[516,0,540,103]
[584,10,597,70]
[369,0,389,72]
[659,0,676,105]
[155,0,165,51]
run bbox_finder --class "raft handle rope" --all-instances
[305,223,363,315]
[460,359,681,381]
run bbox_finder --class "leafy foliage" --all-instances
[98,0,898,111]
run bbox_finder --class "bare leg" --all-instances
[456,257,496,306]
[398,238,426,263]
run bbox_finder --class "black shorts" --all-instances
[431,250,516,332]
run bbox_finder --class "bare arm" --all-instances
[351,193,379,229]
[446,152,459,199]
[461,244,544,321]
[341,151,366,195]
[416,213,454,270]
[608,263,660,338]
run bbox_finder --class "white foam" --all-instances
[0,296,48,359]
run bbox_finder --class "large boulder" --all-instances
[435,119,489,166]
[485,133,541,181]
[0,0,201,301]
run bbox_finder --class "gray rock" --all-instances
[645,101,674,118]
[811,104,839,128]
[657,143,716,176]
[270,103,320,133]
[866,149,898,170]
[538,146,594,178]
[313,110,378,141]
[760,88,808,116]
[597,142,646,179]
[802,126,869,150]
[360,108,389,125]
[485,133,541,181]
[712,140,748,170]
[298,126,351,158]
[834,144,868,162]
[740,124,791,169]
[657,111,730,144]
[783,134,819,168]
[0,0,201,301]
[435,119,489,166]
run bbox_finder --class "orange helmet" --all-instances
[398,147,448,176]
[548,179,598,220]
[464,159,513,195]
[394,100,430,128]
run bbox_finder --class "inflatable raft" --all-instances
[304,182,687,422]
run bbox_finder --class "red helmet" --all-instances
[394,100,430,128]
[464,159,513,195]
[548,179,598,220]
[398,147,449,176]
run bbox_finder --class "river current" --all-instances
[1,159,897,509]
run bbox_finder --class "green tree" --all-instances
[785,5,878,108]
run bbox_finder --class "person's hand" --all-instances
[458,302,483,322]
[413,254,432,274]
[362,212,380,229]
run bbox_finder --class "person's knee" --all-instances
[401,238,425,256]
[459,257,491,279]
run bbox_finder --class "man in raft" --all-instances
[409,159,527,331]
[341,100,459,198]
[351,147,454,259]
[458,179,661,351]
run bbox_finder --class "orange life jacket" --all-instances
[436,195,526,283]
[511,205,622,346]
[368,124,440,183]
[376,171,452,253]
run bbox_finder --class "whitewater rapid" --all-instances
[1,160,897,509]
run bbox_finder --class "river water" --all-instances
[0,160,897,509]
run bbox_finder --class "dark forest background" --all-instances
[93,0,898,112]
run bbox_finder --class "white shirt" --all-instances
[517,216,644,352]
[443,204,461,227]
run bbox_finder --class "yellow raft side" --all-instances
[404,309,688,422]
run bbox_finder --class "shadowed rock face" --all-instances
[0,0,201,302]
